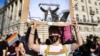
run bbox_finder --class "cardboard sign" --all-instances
[28,0,74,43]
[29,0,71,22]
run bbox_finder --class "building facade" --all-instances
[0,8,3,32]
[72,0,100,40]
[0,0,29,37]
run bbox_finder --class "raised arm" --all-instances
[52,4,60,12]
[39,3,47,12]
[71,18,83,51]
[19,42,26,56]
[28,22,40,52]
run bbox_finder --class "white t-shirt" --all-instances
[46,11,52,22]
[40,44,71,56]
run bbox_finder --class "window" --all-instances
[89,7,92,11]
[95,2,97,5]
[81,0,84,2]
[82,6,85,11]
[99,28,100,31]
[96,8,99,14]
[83,15,86,22]
[97,17,100,23]
[15,1,17,5]
[89,7,94,15]
[11,5,13,12]
[76,14,79,21]
[88,0,91,3]
[93,27,95,32]
[91,16,94,23]
[19,10,21,17]
[85,27,89,31]
[10,15,12,21]
[79,26,82,31]
[75,6,78,10]
[20,0,22,2]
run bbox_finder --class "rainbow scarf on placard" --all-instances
[7,33,19,46]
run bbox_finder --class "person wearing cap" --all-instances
[28,19,83,56]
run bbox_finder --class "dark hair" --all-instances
[0,32,2,36]
[88,34,94,39]
[49,26,60,34]
[6,34,12,40]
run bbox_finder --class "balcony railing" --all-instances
[78,20,98,26]
[90,10,95,15]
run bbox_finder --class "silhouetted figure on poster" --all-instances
[39,3,60,22]
[60,10,70,22]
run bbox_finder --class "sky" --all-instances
[0,0,5,8]
[29,0,71,22]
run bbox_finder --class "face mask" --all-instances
[49,36,60,44]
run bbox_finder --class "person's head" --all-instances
[0,32,2,39]
[96,37,100,46]
[48,6,51,10]
[48,26,61,44]
[87,34,94,41]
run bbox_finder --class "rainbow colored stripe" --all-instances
[7,33,19,46]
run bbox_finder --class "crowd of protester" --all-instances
[0,19,100,56]
[73,35,100,56]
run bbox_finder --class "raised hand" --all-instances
[72,17,78,27]
[30,21,37,31]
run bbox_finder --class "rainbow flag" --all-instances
[7,33,19,46]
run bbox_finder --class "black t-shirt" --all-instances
[0,40,8,56]
[8,46,16,56]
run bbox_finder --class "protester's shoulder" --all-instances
[40,44,48,48]
[0,40,8,47]
[40,44,48,54]
[64,44,72,54]
[64,44,71,47]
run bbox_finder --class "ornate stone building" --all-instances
[1,0,29,37]
[72,0,100,40]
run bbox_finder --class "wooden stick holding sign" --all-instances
[28,20,72,27]
[39,3,59,6]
